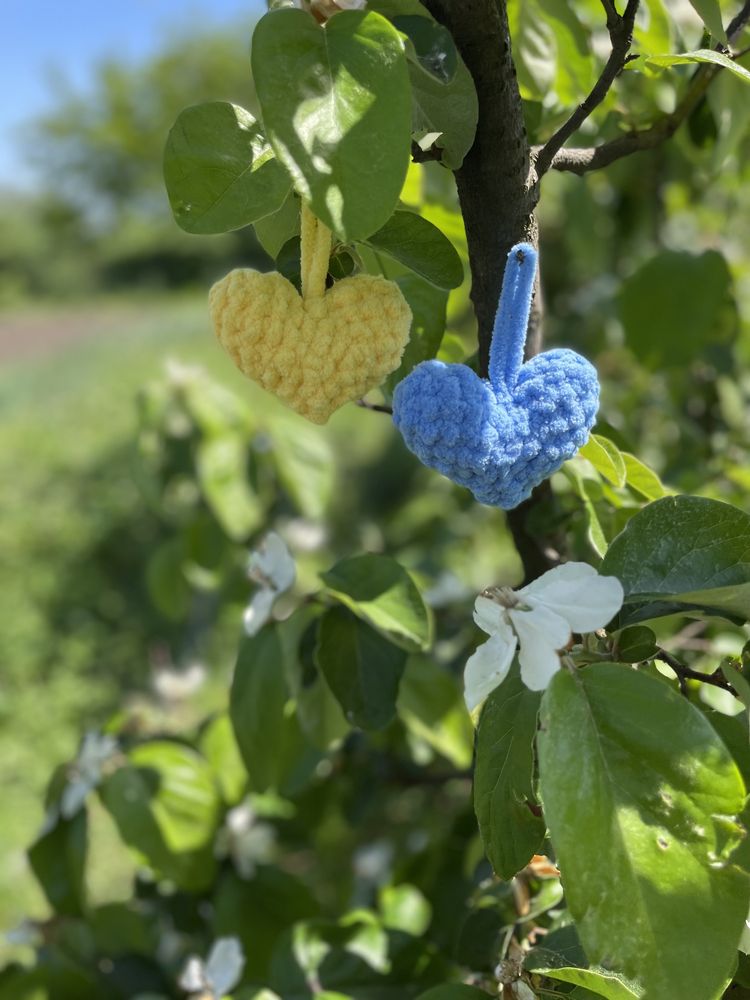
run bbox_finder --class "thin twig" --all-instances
[356,399,393,415]
[535,0,641,177]
[539,0,750,175]
[655,647,737,696]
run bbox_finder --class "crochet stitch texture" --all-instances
[392,243,599,509]
[210,204,412,425]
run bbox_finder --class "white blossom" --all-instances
[464,562,624,710]
[243,532,296,636]
[178,937,245,1000]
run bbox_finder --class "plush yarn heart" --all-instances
[210,205,411,425]
[392,243,599,509]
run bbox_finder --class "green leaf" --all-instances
[315,606,408,730]
[321,553,431,652]
[648,47,750,84]
[196,434,262,541]
[393,14,458,83]
[621,452,669,501]
[254,189,300,259]
[509,0,556,101]
[601,495,750,623]
[618,249,736,369]
[230,627,320,794]
[579,434,626,488]
[538,663,750,1000]
[537,0,596,106]
[474,667,545,879]
[199,712,248,805]
[531,966,641,1000]
[99,741,220,891]
[28,810,87,917]
[145,539,191,621]
[397,655,474,769]
[214,867,319,981]
[363,211,463,290]
[685,2,728,43]
[368,0,479,169]
[163,102,292,235]
[270,415,334,519]
[279,608,350,751]
[385,274,448,395]
[252,9,412,241]
[613,625,658,663]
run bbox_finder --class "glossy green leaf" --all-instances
[474,667,544,879]
[579,434,626,488]
[621,451,670,501]
[28,810,87,917]
[619,249,736,369]
[368,0,478,168]
[252,8,412,241]
[538,663,750,1000]
[321,553,431,651]
[601,495,750,623]
[254,189,300,259]
[363,211,463,289]
[530,966,641,1000]
[315,607,408,730]
[230,627,320,794]
[197,434,262,541]
[646,48,750,83]
[385,274,448,395]
[397,655,474,769]
[164,101,292,234]
[99,741,220,891]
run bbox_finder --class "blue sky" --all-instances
[3,0,266,187]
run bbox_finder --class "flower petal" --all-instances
[242,588,276,636]
[521,562,623,634]
[473,595,509,636]
[249,532,296,592]
[509,605,570,692]
[464,628,516,713]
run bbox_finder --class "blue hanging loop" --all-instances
[488,243,538,392]
[392,242,600,510]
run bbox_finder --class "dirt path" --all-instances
[0,303,141,363]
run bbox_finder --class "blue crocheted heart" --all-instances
[392,243,599,510]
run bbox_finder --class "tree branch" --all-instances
[655,648,737,697]
[422,0,538,373]
[423,0,552,582]
[540,0,750,175]
[356,399,393,415]
[534,0,641,178]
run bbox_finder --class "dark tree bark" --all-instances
[423,0,551,580]
[422,0,539,371]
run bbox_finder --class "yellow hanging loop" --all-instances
[300,201,333,302]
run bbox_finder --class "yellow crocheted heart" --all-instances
[209,205,412,425]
